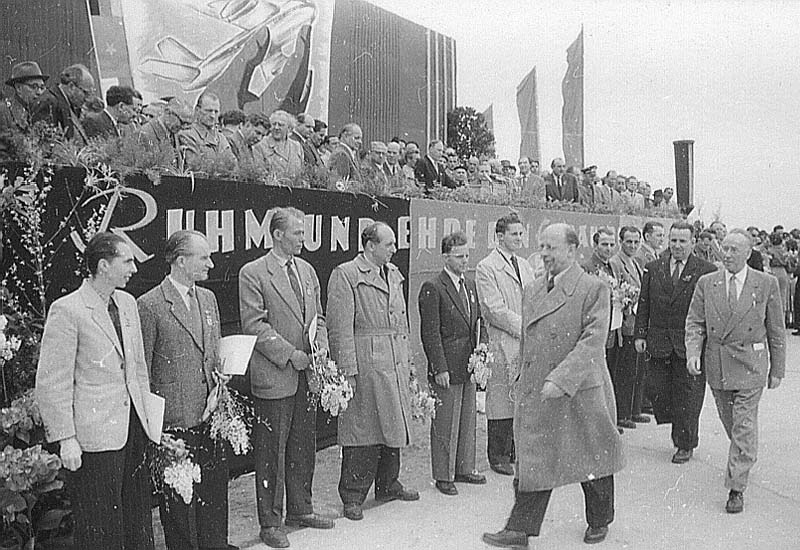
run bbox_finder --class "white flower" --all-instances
[0,315,7,331]
[163,459,201,504]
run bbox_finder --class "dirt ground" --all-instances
[153,399,490,548]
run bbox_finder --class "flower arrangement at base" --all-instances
[309,349,353,417]
[468,343,495,390]
[209,384,254,456]
[408,370,437,422]
[149,433,201,505]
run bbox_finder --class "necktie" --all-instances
[728,273,738,310]
[672,260,682,285]
[286,258,304,308]
[459,278,470,315]
[547,276,555,292]
[187,287,203,341]
[107,298,124,354]
[511,255,522,282]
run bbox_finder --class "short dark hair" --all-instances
[269,207,304,237]
[642,221,664,236]
[85,232,126,276]
[247,112,271,129]
[669,220,695,237]
[219,110,245,126]
[495,212,522,235]
[106,85,134,108]
[619,225,641,240]
[313,119,327,133]
[361,221,390,248]
[164,230,206,265]
[698,230,715,240]
[195,91,220,109]
[593,227,615,245]
[441,231,468,254]
[59,64,90,86]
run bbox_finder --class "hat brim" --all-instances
[5,74,49,86]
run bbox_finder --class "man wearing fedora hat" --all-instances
[0,61,47,135]
[31,63,94,144]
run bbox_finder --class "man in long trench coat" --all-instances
[484,223,624,549]
[327,222,419,522]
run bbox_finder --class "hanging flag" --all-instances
[516,66,540,163]
[482,103,494,133]
[561,28,584,168]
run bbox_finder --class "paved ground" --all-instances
[157,332,800,549]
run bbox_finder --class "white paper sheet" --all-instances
[142,391,165,444]
[219,335,257,375]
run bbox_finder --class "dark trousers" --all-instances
[430,382,477,481]
[339,445,401,505]
[159,425,229,550]
[648,352,706,450]
[614,337,639,422]
[505,475,615,536]
[632,352,649,416]
[487,418,515,466]
[67,408,154,550]
[253,374,316,527]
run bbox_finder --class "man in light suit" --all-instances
[476,213,535,475]
[419,231,487,496]
[685,229,785,514]
[544,157,579,202]
[635,221,665,270]
[35,232,155,550]
[138,230,237,550]
[239,208,333,548]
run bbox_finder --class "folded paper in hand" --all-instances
[142,391,165,443]
[219,335,257,376]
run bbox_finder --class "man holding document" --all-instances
[35,232,157,550]
[138,229,237,550]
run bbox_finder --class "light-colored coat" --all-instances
[685,268,786,390]
[35,281,153,452]
[137,279,221,429]
[476,249,535,419]
[327,254,412,447]
[514,264,624,491]
[609,251,643,337]
[239,250,327,400]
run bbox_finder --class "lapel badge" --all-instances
[205,311,214,326]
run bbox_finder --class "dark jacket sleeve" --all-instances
[419,281,448,377]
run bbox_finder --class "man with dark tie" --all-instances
[634,221,716,464]
[544,157,579,202]
[239,208,333,548]
[414,139,456,192]
[83,85,136,139]
[419,231,487,496]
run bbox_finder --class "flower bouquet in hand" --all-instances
[149,433,201,505]
[595,271,640,314]
[308,316,353,416]
[408,369,437,422]
[468,343,494,390]
[209,383,254,456]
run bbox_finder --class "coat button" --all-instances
[123,399,129,407]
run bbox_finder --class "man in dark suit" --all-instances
[327,123,363,186]
[1,61,47,135]
[84,85,136,139]
[414,139,456,192]
[137,230,237,550]
[745,226,764,272]
[239,208,333,548]
[543,157,579,202]
[290,113,323,168]
[31,63,94,143]
[634,221,717,464]
[419,231,487,497]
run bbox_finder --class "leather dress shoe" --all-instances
[617,426,624,434]
[617,419,636,429]
[435,480,458,495]
[376,487,420,502]
[343,503,363,521]
[259,527,289,548]
[482,529,529,549]
[672,449,693,464]
[583,525,609,544]
[200,546,239,550]
[793,329,800,336]
[284,513,335,529]
[490,462,514,476]
[455,472,487,484]
[631,414,651,423]
[726,490,744,513]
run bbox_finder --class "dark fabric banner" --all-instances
[517,66,541,162]
[562,29,584,168]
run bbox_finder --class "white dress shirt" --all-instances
[725,265,748,301]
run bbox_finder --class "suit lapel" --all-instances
[722,271,759,339]
[268,256,304,324]
[162,279,204,351]
[80,283,123,357]
[709,271,729,320]
[526,265,582,327]
[439,271,470,324]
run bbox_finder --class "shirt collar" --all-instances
[726,265,748,281]
[443,266,464,288]
[168,275,193,297]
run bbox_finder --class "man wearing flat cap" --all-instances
[0,61,48,135]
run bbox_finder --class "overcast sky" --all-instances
[367,0,800,229]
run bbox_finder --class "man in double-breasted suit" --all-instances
[239,208,333,548]
[483,223,624,548]
[36,232,156,550]
[327,222,419,522]
[138,230,237,550]
[686,229,785,514]
[634,221,716,464]
[476,213,535,475]
[543,157,579,202]
[419,231,487,497]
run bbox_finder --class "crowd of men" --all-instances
[3,61,680,208]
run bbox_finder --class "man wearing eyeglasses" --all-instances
[32,63,95,144]
[0,61,47,137]
[360,141,389,193]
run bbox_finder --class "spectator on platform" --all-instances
[328,122,363,187]
[651,189,664,208]
[138,97,194,169]
[383,141,405,192]
[466,155,480,185]
[453,165,469,186]
[746,226,765,272]
[32,63,95,143]
[638,181,653,207]
[635,221,665,269]
[416,139,456,192]
[578,167,596,206]
[544,157,579,202]
[516,156,545,201]
[361,141,389,192]
[694,230,717,263]
[255,109,303,180]
[311,119,326,156]
[1,61,47,136]
[178,92,234,171]
[662,187,675,206]
[401,141,420,184]
[319,135,337,166]
[595,171,617,205]
[224,112,269,168]
[622,176,645,210]
[445,147,459,178]
[84,85,136,139]
[291,113,323,168]
[219,109,244,132]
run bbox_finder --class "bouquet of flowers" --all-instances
[209,384,254,456]
[0,390,42,445]
[307,315,353,416]
[149,433,201,505]
[468,342,494,389]
[594,271,640,313]
[0,315,21,363]
[408,370,437,422]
